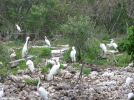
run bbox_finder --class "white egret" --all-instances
[26,59,35,72]
[125,77,133,87]
[0,87,4,98]
[46,59,56,65]
[70,46,76,62]
[107,39,118,50]
[37,77,49,100]
[47,59,60,81]
[45,36,51,47]
[100,43,118,57]
[22,36,30,58]
[15,24,21,32]
[128,92,134,100]
[10,49,16,61]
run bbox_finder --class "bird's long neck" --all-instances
[37,78,40,90]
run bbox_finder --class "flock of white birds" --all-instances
[0,24,134,100]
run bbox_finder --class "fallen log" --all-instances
[9,55,35,68]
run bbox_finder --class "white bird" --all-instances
[46,59,56,65]
[10,49,16,61]
[47,59,60,81]
[107,39,118,50]
[70,46,76,62]
[45,36,51,47]
[22,36,30,58]
[100,43,107,55]
[37,77,49,100]
[0,87,4,98]
[128,92,134,100]
[125,77,133,87]
[15,24,21,32]
[26,60,35,72]
[100,43,118,57]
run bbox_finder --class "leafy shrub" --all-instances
[118,26,134,60]
[0,44,10,63]
[82,67,91,76]
[60,64,64,69]
[63,49,71,62]
[41,64,52,73]
[39,48,51,58]
[115,53,131,67]
[25,79,38,86]
[83,38,100,64]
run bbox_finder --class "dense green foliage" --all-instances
[118,26,134,61]
[0,0,133,38]
[25,79,38,86]
[61,16,96,61]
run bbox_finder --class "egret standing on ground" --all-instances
[37,77,49,100]
[70,46,76,62]
[10,49,16,61]
[0,87,4,98]
[22,36,30,58]
[15,24,21,32]
[45,36,51,47]
[26,59,35,73]
[47,59,60,81]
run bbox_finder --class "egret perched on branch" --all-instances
[47,59,60,81]
[22,36,30,58]
[107,39,118,50]
[70,46,76,62]
[0,87,4,98]
[45,36,51,47]
[15,24,21,32]
[37,77,49,100]
[26,59,35,73]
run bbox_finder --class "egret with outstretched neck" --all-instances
[37,77,49,100]
[22,36,30,58]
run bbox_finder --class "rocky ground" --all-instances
[1,45,134,100]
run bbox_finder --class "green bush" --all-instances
[25,79,38,86]
[83,38,100,64]
[118,26,134,60]
[39,48,51,58]
[63,49,71,62]
[41,64,52,74]
[82,67,91,76]
[115,53,131,67]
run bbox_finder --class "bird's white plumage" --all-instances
[26,60,35,72]
[22,36,30,58]
[47,59,60,81]
[125,77,133,87]
[15,24,21,32]
[37,78,48,100]
[100,43,107,54]
[0,87,4,98]
[10,50,16,58]
[70,46,76,62]
[46,59,56,65]
[128,92,134,100]
[107,39,118,50]
[45,36,51,47]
